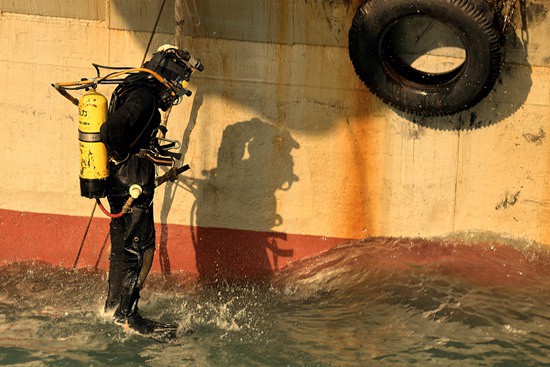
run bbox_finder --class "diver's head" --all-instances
[142,44,198,111]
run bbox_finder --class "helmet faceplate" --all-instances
[143,48,194,108]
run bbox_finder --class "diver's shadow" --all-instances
[158,90,204,274]
[193,118,299,282]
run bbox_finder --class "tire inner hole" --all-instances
[383,16,467,83]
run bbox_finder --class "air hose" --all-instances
[95,162,190,218]
[96,184,143,218]
[52,67,176,105]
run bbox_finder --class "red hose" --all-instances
[96,198,126,218]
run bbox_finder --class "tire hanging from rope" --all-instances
[348,0,509,116]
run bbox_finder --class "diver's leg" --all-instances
[113,204,178,335]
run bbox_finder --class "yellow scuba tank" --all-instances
[78,88,109,198]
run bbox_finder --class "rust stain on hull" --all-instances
[337,91,379,239]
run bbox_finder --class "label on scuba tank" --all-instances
[78,89,109,182]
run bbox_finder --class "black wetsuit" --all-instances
[100,85,161,319]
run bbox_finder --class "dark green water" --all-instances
[1,236,549,366]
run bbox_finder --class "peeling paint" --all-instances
[523,128,546,145]
[496,191,521,210]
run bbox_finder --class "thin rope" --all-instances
[142,0,168,66]
[73,202,97,269]
[502,0,519,33]
[94,232,110,269]
[183,0,201,27]
[175,0,185,49]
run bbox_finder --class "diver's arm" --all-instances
[100,89,157,159]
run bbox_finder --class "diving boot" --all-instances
[115,312,179,341]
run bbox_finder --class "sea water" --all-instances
[1,235,549,366]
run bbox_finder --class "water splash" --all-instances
[1,235,549,366]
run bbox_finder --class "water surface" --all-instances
[1,235,549,366]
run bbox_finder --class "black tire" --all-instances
[348,0,504,116]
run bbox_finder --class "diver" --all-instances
[99,45,198,338]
